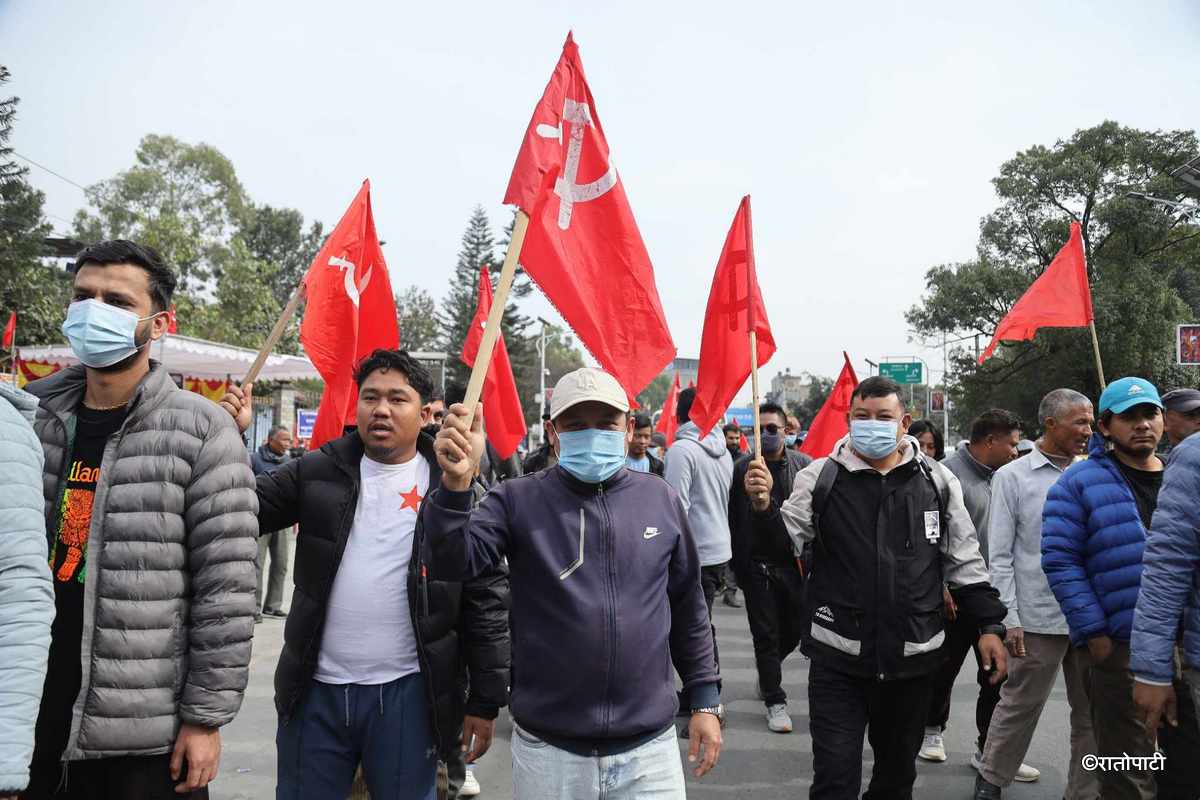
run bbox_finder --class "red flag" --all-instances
[800,353,859,459]
[2,312,14,349]
[504,32,675,401]
[979,221,1093,363]
[166,304,178,334]
[739,432,749,453]
[689,196,775,436]
[300,180,399,449]
[656,373,680,447]
[462,266,527,459]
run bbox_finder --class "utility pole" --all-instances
[536,317,550,446]
[942,330,950,445]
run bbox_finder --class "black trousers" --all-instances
[700,564,725,694]
[743,560,805,706]
[1157,671,1200,800]
[925,611,1002,751]
[24,753,208,800]
[809,660,934,800]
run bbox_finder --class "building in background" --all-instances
[662,356,700,388]
[767,368,811,409]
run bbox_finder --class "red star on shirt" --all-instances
[400,486,423,512]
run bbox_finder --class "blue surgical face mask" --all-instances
[62,299,156,368]
[785,434,798,447]
[556,428,627,484]
[849,419,900,460]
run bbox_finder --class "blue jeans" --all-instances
[277,674,436,800]
[510,722,685,800]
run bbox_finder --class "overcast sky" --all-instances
[3,1,1198,402]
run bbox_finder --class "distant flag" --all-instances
[2,312,14,350]
[462,266,527,460]
[800,353,859,459]
[166,304,178,334]
[656,373,681,446]
[739,431,749,453]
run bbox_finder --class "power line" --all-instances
[12,151,89,192]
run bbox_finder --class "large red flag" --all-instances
[504,33,675,401]
[656,373,681,446]
[2,312,14,349]
[800,353,859,459]
[979,221,1093,363]
[300,180,399,449]
[689,196,775,437]
[462,266,527,459]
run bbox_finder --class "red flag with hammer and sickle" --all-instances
[504,32,676,402]
[300,180,399,449]
[689,196,775,437]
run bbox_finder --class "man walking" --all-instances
[222,350,510,800]
[426,367,722,799]
[665,388,736,641]
[746,376,1009,799]
[251,424,293,622]
[918,409,1029,776]
[626,412,665,476]
[1042,378,1166,800]
[1161,388,1200,449]
[25,240,259,799]
[0,382,54,799]
[728,402,811,734]
[973,388,1099,800]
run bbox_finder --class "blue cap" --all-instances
[1099,377,1163,415]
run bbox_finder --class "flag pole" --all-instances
[1080,228,1106,390]
[742,196,762,460]
[244,282,306,385]
[1089,320,1106,390]
[463,210,530,426]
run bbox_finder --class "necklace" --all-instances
[82,399,130,411]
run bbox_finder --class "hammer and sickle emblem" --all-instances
[328,255,373,308]
[536,99,617,230]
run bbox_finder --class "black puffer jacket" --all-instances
[255,431,510,757]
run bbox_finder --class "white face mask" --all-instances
[61,299,156,368]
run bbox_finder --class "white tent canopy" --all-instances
[20,333,322,381]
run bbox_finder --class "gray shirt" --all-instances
[943,443,995,564]
[986,444,1072,634]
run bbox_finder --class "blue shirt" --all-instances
[626,455,651,473]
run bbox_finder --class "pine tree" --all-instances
[0,66,24,182]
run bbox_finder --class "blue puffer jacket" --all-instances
[1131,434,1200,684]
[1042,433,1147,646]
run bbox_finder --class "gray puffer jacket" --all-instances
[26,363,259,759]
[0,383,53,793]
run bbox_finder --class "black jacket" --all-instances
[729,450,812,578]
[521,443,556,475]
[255,431,510,757]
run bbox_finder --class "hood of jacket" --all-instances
[0,381,38,423]
[675,421,729,458]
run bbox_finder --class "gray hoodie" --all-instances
[664,422,734,567]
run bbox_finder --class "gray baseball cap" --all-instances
[1162,388,1200,414]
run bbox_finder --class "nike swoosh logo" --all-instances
[643,527,660,539]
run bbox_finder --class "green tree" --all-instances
[239,204,324,307]
[73,134,249,291]
[907,121,1200,431]
[396,285,439,352]
[0,65,23,182]
[791,375,834,428]
[175,238,283,350]
[637,373,672,413]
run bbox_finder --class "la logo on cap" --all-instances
[576,372,598,391]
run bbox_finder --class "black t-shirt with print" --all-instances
[33,404,127,764]
[1116,459,1164,530]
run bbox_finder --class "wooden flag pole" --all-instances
[742,195,763,461]
[749,331,762,460]
[1089,320,1107,390]
[463,210,530,426]
[244,282,306,385]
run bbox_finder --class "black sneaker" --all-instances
[722,589,743,608]
[264,609,288,618]
[973,774,1002,800]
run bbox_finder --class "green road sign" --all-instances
[879,362,923,384]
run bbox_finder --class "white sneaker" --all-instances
[766,703,793,733]
[971,751,1040,783]
[918,729,947,762]
[461,766,481,797]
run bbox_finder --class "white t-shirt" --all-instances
[313,453,430,685]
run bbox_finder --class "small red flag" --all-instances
[166,304,178,334]
[689,196,775,437]
[462,266,527,460]
[656,373,681,447]
[800,353,859,460]
[739,432,749,453]
[979,221,1094,363]
[504,32,676,402]
[300,180,399,449]
[2,312,14,349]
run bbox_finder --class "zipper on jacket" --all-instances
[421,563,430,613]
[597,483,619,738]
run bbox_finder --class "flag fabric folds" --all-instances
[504,32,675,402]
[978,221,1094,363]
[2,312,14,349]
[800,353,859,459]
[656,373,681,446]
[300,180,399,449]
[462,266,528,460]
[689,196,775,437]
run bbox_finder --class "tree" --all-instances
[174,238,283,350]
[791,375,834,428]
[907,121,1200,431]
[396,285,439,352]
[637,373,672,413]
[0,66,70,359]
[239,204,324,307]
[73,134,249,291]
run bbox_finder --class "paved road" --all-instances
[216,570,1076,799]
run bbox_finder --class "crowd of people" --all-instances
[6,238,1200,800]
